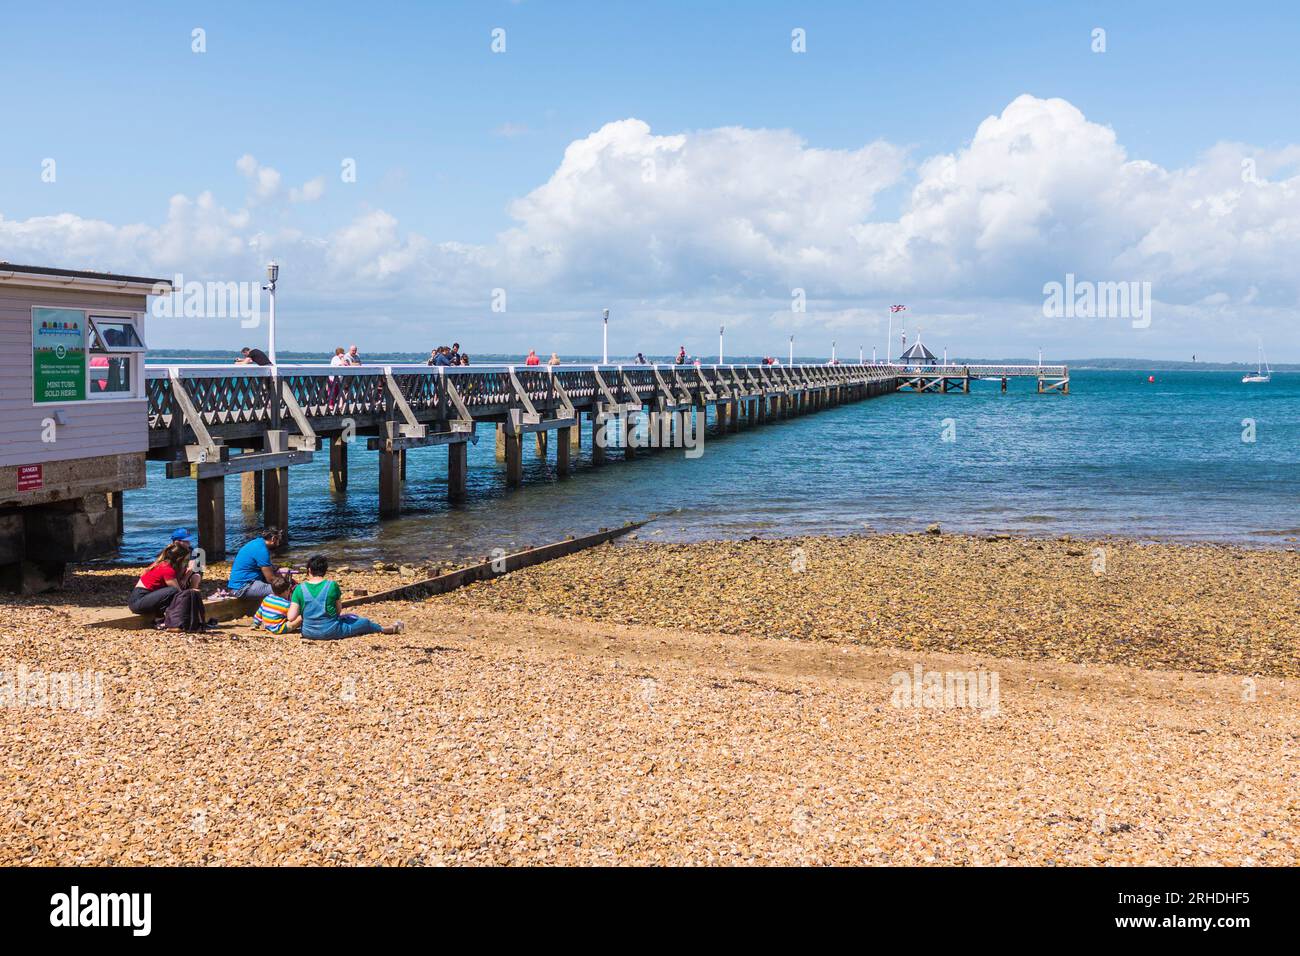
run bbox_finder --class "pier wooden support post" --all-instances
[378,422,402,517]
[261,430,289,535]
[329,436,348,492]
[591,411,607,465]
[556,426,572,477]
[241,469,263,511]
[400,448,408,482]
[731,401,741,432]
[570,420,581,453]
[379,450,402,518]
[504,418,523,487]
[111,490,125,539]
[716,402,728,434]
[747,400,757,427]
[623,410,638,460]
[197,476,226,561]
[495,423,506,461]
[535,431,548,458]
[263,469,289,534]
[447,441,467,501]
[963,376,970,393]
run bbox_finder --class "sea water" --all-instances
[116,369,1300,565]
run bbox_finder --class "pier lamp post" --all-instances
[872,346,877,363]
[264,261,279,365]
[719,325,724,365]
[789,334,794,366]
[831,340,837,364]
[602,309,609,365]
[859,345,864,365]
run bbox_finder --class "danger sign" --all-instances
[17,464,43,491]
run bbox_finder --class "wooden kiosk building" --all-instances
[0,263,169,592]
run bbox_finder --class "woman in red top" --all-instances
[128,543,197,617]
[524,349,541,366]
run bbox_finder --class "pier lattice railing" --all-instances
[145,361,1034,438]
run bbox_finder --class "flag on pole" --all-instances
[890,304,907,313]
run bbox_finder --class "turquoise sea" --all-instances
[116,368,1300,564]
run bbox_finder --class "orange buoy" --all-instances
[1147,375,1155,383]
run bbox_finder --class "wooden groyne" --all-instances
[142,361,1067,558]
[87,520,648,629]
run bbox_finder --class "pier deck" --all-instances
[142,361,1067,557]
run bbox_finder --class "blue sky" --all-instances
[2,1,1298,360]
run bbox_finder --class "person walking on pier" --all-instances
[328,347,347,407]
[345,345,362,366]
[525,349,541,366]
[227,527,284,600]
[548,352,562,366]
[635,352,647,365]
[675,346,686,365]
[286,554,401,639]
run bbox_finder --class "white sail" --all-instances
[1242,341,1271,383]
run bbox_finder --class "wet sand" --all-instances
[1,534,1296,865]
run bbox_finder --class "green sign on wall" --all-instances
[33,307,86,403]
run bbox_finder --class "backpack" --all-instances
[163,590,207,631]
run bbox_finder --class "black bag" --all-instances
[163,590,207,631]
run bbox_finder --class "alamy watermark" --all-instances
[597,411,704,458]
[1043,273,1152,328]
[1,664,104,717]
[150,273,262,328]
[890,663,1000,718]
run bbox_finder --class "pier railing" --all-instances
[138,359,1066,559]
[144,362,900,439]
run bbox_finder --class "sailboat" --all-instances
[1242,342,1271,383]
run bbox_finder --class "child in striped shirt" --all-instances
[253,575,298,634]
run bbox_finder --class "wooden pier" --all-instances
[143,361,1067,558]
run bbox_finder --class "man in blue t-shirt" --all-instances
[227,527,283,599]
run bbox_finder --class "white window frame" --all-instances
[85,310,147,402]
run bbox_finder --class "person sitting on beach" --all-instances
[285,554,401,640]
[166,527,203,588]
[525,349,541,366]
[252,575,299,635]
[227,527,284,600]
[128,542,200,617]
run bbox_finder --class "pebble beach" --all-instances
[1,533,1296,865]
